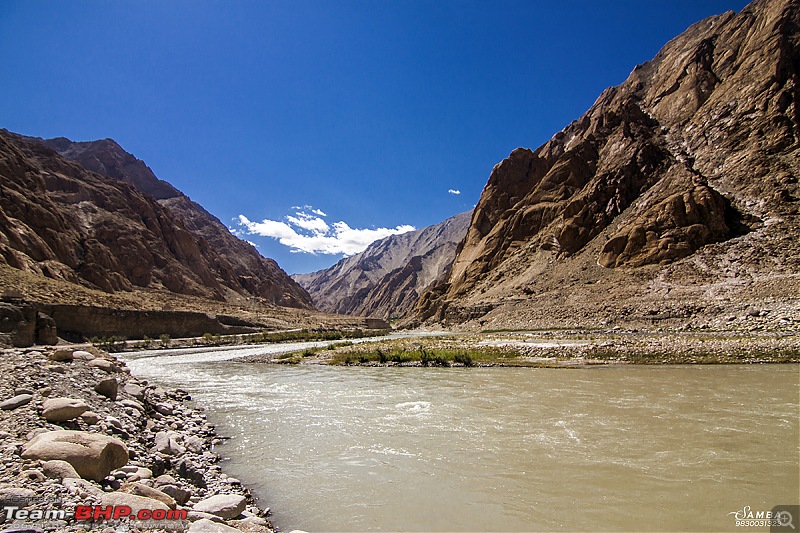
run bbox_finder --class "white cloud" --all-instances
[286,212,330,234]
[237,207,415,256]
[448,189,461,195]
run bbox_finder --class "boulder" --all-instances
[94,377,118,400]
[0,393,33,410]
[21,430,128,481]
[100,491,170,515]
[0,487,36,508]
[159,484,192,505]
[41,459,80,480]
[184,435,205,454]
[119,482,177,509]
[42,397,89,422]
[87,358,115,372]
[71,350,95,361]
[188,518,240,532]
[192,494,246,520]
[123,382,145,400]
[80,411,100,425]
[154,431,185,456]
[36,311,58,345]
[48,349,73,362]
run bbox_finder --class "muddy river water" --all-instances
[122,343,799,532]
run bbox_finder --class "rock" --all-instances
[71,350,96,361]
[159,484,192,506]
[14,387,34,395]
[119,399,145,412]
[105,416,123,430]
[36,311,58,345]
[154,474,178,487]
[133,466,153,480]
[154,402,174,415]
[18,468,46,482]
[48,349,73,362]
[188,518,240,532]
[94,377,118,400]
[192,494,246,520]
[0,487,36,508]
[21,430,129,481]
[154,431,185,456]
[123,382,145,400]
[177,460,207,488]
[87,358,115,372]
[62,477,106,498]
[42,397,90,422]
[81,411,100,424]
[100,491,170,515]
[119,482,177,509]
[0,393,33,410]
[41,459,80,480]
[184,434,205,454]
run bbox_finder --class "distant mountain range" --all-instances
[294,211,471,319]
[415,0,800,330]
[0,130,312,309]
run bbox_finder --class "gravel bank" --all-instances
[0,345,277,532]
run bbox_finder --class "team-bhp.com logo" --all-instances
[728,505,798,531]
[3,498,187,529]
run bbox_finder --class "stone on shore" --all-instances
[192,494,247,520]
[80,411,100,424]
[119,482,177,509]
[48,349,73,362]
[87,358,115,372]
[71,350,95,361]
[21,430,129,481]
[154,430,186,455]
[100,491,170,515]
[41,459,80,480]
[0,393,33,410]
[123,382,145,400]
[188,518,241,532]
[94,377,119,400]
[42,397,89,422]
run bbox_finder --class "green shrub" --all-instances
[454,352,474,367]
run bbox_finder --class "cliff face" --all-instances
[417,0,800,328]
[294,211,471,319]
[35,135,313,309]
[0,130,313,309]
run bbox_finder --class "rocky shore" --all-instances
[0,345,276,532]
[239,329,800,366]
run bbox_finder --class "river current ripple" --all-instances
[121,342,799,532]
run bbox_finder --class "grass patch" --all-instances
[330,347,519,366]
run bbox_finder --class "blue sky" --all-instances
[0,0,749,274]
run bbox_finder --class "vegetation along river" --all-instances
[121,342,799,532]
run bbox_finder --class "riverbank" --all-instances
[0,345,275,532]
[238,329,800,366]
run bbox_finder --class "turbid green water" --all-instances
[123,346,799,532]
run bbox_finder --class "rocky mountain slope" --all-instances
[416,0,800,330]
[35,135,313,309]
[0,130,312,309]
[294,211,471,319]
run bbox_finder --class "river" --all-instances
[121,342,799,532]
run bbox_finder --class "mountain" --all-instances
[0,130,312,309]
[415,0,800,329]
[294,211,471,319]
